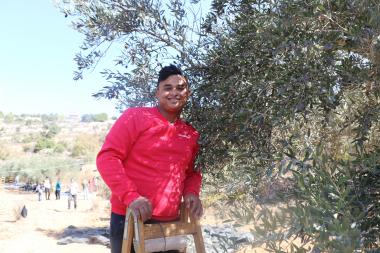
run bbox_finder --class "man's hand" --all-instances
[184,193,203,219]
[129,196,152,222]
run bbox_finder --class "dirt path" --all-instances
[0,189,110,253]
[0,189,265,253]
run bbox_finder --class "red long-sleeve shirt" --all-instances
[96,107,201,221]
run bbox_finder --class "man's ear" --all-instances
[155,88,159,98]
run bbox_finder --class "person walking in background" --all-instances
[68,178,79,210]
[36,183,44,201]
[82,179,89,200]
[97,65,203,253]
[89,177,95,192]
[43,177,51,200]
[55,179,61,200]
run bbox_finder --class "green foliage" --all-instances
[33,136,55,153]
[196,1,380,249]
[351,151,380,248]
[81,113,108,122]
[196,0,380,169]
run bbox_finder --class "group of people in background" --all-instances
[36,177,61,201]
[35,177,96,210]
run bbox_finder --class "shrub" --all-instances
[33,137,55,153]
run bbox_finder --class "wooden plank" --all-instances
[143,223,196,240]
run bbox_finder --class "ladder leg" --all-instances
[193,219,206,253]
[134,216,145,253]
[121,214,134,253]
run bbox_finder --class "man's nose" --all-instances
[170,88,179,96]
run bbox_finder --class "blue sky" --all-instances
[0,0,119,116]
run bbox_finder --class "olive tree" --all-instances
[60,0,380,250]
[199,0,380,251]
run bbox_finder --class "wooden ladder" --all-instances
[121,204,206,253]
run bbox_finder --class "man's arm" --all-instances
[96,109,142,207]
[183,140,203,218]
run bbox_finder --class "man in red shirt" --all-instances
[97,65,203,253]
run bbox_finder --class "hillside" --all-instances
[0,112,115,184]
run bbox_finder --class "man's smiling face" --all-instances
[156,74,190,114]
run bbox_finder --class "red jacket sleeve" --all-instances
[96,109,141,207]
[183,138,202,196]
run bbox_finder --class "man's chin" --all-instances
[167,106,183,113]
